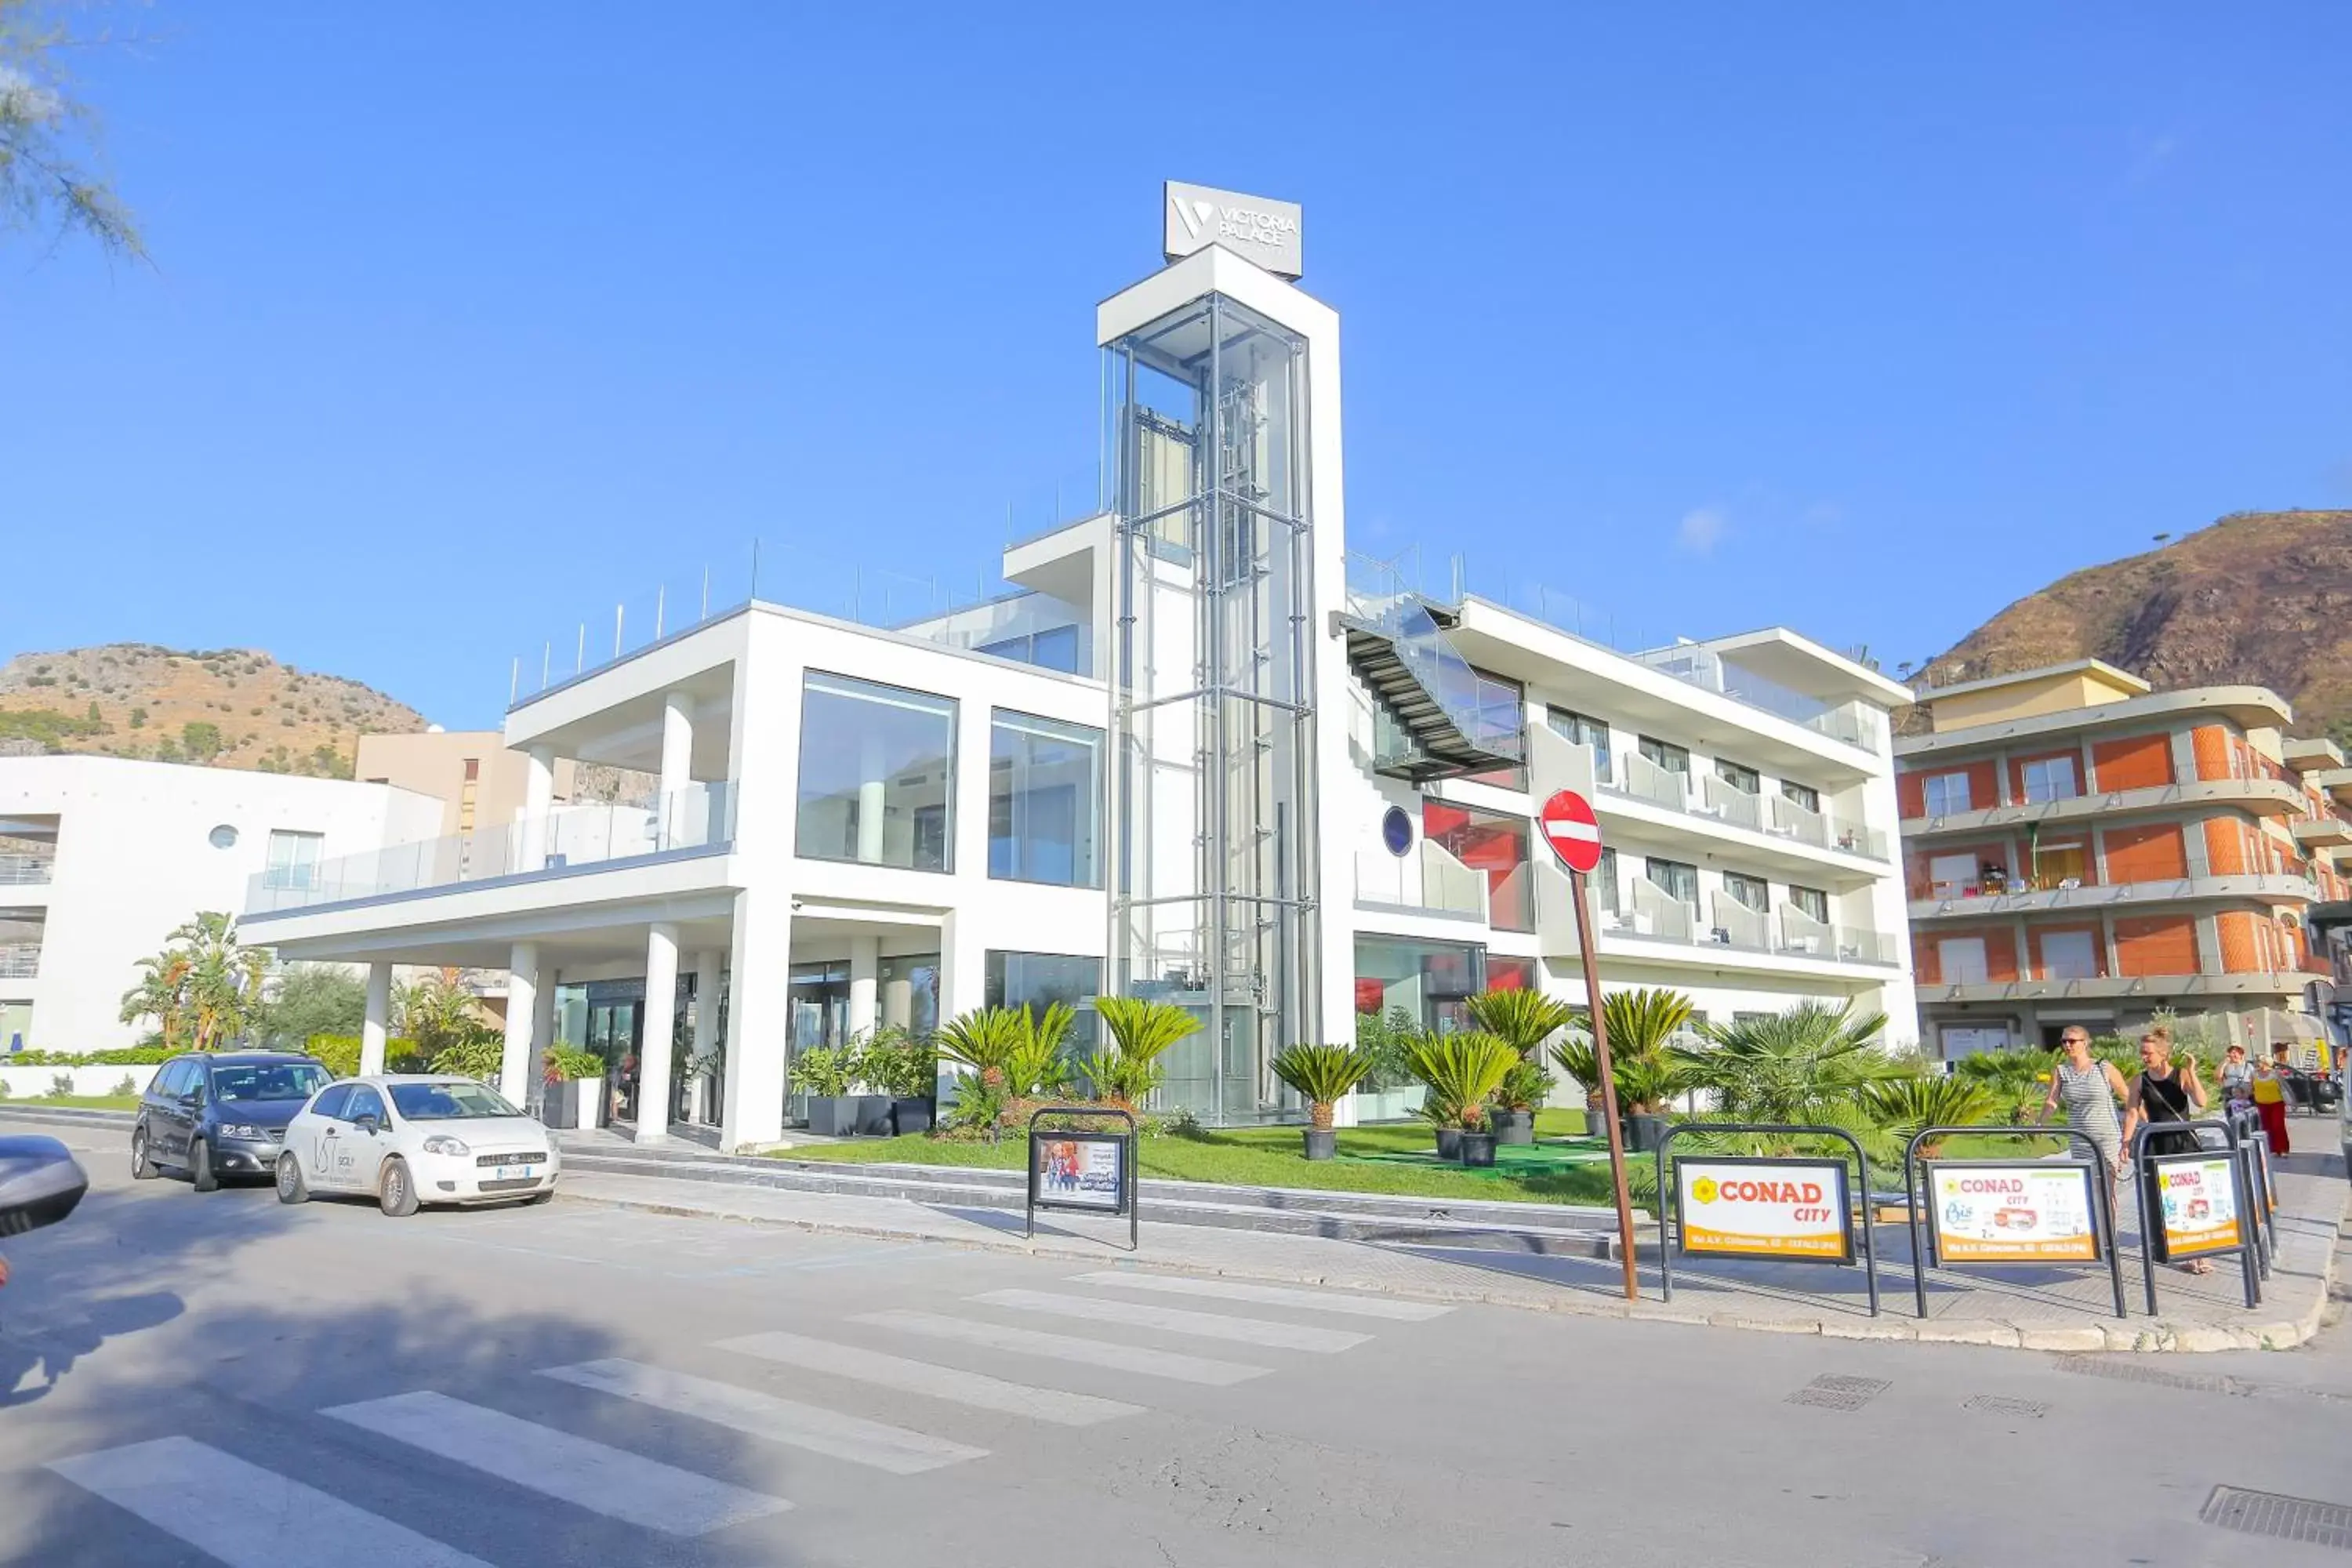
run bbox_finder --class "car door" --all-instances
[302,1084,355,1188]
[154,1059,197,1164]
[343,1085,393,1193]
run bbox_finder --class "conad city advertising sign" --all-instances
[1926,1161,2100,1264]
[1675,1157,1853,1262]
[1163,181,1305,278]
[2151,1152,2242,1261]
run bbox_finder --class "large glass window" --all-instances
[985,950,1101,1048]
[264,830,324,891]
[1922,771,1973,816]
[1421,800,1534,932]
[1788,884,1830,924]
[1639,736,1691,775]
[1353,935,1486,1036]
[1715,760,1761,794]
[1722,871,1769,912]
[2021,756,2079,804]
[988,710,1104,887]
[978,624,1084,675]
[1780,779,1821,814]
[1646,856,1700,907]
[796,673,956,872]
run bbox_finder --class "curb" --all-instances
[554,1185,2345,1355]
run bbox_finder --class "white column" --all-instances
[721,889,789,1152]
[533,965,559,1050]
[857,731,887,863]
[500,942,539,1105]
[521,744,556,873]
[848,935,880,1040]
[637,921,680,1142]
[658,691,694,848]
[361,962,391,1076]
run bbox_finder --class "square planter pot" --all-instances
[890,1097,935,1136]
[575,1076,606,1130]
[853,1094,894,1137]
[1434,1126,1464,1161]
[805,1096,861,1138]
[540,1081,578,1130]
[1493,1109,1535,1145]
[1623,1112,1671,1153]
[1302,1128,1337,1161]
[1460,1132,1498,1167]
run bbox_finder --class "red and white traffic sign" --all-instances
[1538,789,1605,874]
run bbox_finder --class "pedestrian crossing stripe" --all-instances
[971,1287,1374,1352]
[1065,1270,1455,1320]
[714,1329,1145,1425]
[856,1308,1274,1385]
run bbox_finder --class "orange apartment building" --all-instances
[1896,660,2350,1060]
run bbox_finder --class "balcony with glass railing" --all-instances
[0,916,41,979]
[1554,733,1889,862]
[1355,839,1489,920]
[245,782,737,915]
[0,840,54,887]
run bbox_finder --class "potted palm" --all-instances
[1549,987,1695,1152]
[1490,1059,1555,1145]
[1271,1043,1374,1160]
[1406,1031,1519,1165]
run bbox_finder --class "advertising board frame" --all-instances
[1902,1126,2128,1320]
[2129,1117,2259,1312]
[1025,1105,1139,1252]
[1656,1123,1879,1317]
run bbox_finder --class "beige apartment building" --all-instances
[1897,660,2350,1059]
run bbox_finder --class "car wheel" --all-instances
[378,1156,419,1218]
[131,1123,158,1181]
[276,1152,310,1204]
[190,1138,220,1193]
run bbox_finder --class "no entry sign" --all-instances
[1538,789,1604,874]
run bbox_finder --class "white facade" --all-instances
[0,756,445,1051]
[235,237,1915,1151]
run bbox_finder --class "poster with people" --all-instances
[1033,1134,1126,1212]
[1926,1162,2100,1263]
[2151,1153,2242,1260]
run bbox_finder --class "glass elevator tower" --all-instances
[1105,291,1322,1122]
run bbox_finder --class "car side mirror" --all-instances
[354,1115,379,1135]
[0,1136,90,1238]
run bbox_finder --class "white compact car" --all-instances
[275,1075,560,1216]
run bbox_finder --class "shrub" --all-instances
[1494,1058,1555,1112]
[307,1035,423,1079]
[46,1073,76,1099]
[543,1047,604,1084]
[1353,1006,1420,1090]
[1091,997,1201,1107]
[789,1046,858,1099]
[110,1074,138,1098]
[5,1046,171,1066]
[427,1037,503,1083]
[862,1029,938,1100]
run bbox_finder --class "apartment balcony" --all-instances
[0,943,38,980]
[0,852,53,888]
[1355,841,1487,921]
[1919,969,2315,1007]
[1533,864,1900,978]
[245,782,736,916]
[1900,775,2308,839]
[1907,864,2321,922]
[2292,815,2352,848]
[1530,726,1889,884]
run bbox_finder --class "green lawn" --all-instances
[0,1094,141,1111]
[778,1107,1621,1208]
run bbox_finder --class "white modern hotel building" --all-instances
[242,201,1918,1150]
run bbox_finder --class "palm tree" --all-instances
[1271,1044,1374,1131]
[397,968,489,1056]
[1548,987,1697,1116]
[1405,1030,1519,1131]
[1465,988,1579,1059]
[1091,996,1202,1108]
[1681,1000,1897,1124]
[119,912,267,1051]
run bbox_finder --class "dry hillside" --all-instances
[1911,510,2352,741]
[0,644,428,777]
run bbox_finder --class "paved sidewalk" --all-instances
[559,1148,2349,1355]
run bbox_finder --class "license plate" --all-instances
[496,1165,536,1181]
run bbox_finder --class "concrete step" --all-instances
[0,1105,136,1131]
[554,1139,1643,1256]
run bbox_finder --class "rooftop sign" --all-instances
[1163,181,1303,279]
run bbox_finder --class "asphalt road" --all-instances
[2,1131,2347,1567]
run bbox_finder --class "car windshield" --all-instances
[211,1063,333,1103]
[389,1082,522,1120]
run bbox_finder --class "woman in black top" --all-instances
[2122,1029,2211,1274]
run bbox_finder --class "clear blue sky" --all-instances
[5,3,2347,728]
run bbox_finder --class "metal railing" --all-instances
[0,944,38,979]
[1345,554,1525,764]
[246,782,737,913]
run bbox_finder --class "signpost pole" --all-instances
[1572,866,1640,1302]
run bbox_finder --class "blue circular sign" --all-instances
[1381,805,1414,858]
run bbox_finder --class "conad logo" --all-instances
[1690,1177,1719,1204]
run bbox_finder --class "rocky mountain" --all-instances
[0,644,428,776]
[1910,510,2352,742]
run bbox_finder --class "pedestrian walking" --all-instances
[2218,1044,2254,1115]
[2038,1026,2129,1198]
[2250,1049,2292,1157]
[2122,1029,2212,1274]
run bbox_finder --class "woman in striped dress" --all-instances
[2038,1026,2129,1195]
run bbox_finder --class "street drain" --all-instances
[2201,1486,2352,1551]
[1786,1375,1889,1410]
[2053,1356,2252,1396]
[1962,1395,2049,1418]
